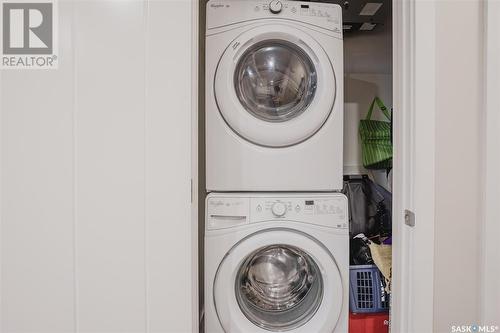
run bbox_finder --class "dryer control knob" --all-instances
[271,202,287,217]
[269,0,282,14]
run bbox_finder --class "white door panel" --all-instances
[74,1,147,331]
[146,1,195,331]
[0,1,197,332]
[0,2,75,331]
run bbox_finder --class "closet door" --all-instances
[0,1,197,332]
[74,1,148,330]
[392,0,436,332]
[0,2,76,331]
[393,0,485,331]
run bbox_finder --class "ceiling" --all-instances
[295,0,393,74]
[300,0,391,32]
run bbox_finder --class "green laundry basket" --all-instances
[359,97,393,169]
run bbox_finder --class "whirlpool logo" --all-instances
[1,0,58,69]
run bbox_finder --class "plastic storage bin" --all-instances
[349,312,389,333]
[349,265,390,313]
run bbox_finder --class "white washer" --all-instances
[206,0,344,191]
[205,193,349,333]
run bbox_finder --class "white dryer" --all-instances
[206,0,344,191]
[205,193,349,333]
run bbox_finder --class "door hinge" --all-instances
[190,178,193,204]
[404,209,415,227]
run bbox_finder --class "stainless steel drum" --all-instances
[235,244,323,331]
[234,40,317,123]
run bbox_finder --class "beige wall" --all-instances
[434,1,483,331]
[484,0,500,325]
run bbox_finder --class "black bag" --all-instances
[350,237,374,265]
[343,177,392,238]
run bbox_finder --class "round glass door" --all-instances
[213,228,343,332]
[214,25,337,147]
[235,245,323,331]
[234,40,317,123]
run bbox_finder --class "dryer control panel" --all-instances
[206,0,342,37]
[206,193,348,230]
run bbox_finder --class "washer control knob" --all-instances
[271,201,287,217]
[269,0,282,14]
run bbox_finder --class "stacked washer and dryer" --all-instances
[205,1,348,332]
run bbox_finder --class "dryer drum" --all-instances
[234,39,318,123]
[235,244,324,331]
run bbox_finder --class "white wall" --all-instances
[0,1,197,332]
[344,21,392,74]
[344,73,392,176]
[433,1,483,331]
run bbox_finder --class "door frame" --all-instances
[391,0,436,331]
[191,0,200,332]
[482,0,500,323]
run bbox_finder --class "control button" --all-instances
[291,6,297,13]
[271,201,287,217]
[295,204,301,212]
[256,204,262,212]
[269,0,282,14]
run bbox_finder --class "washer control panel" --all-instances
[250,196,347,229]
[249,1,339,20]
[206,194,348,230]
[207,0,342,36]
